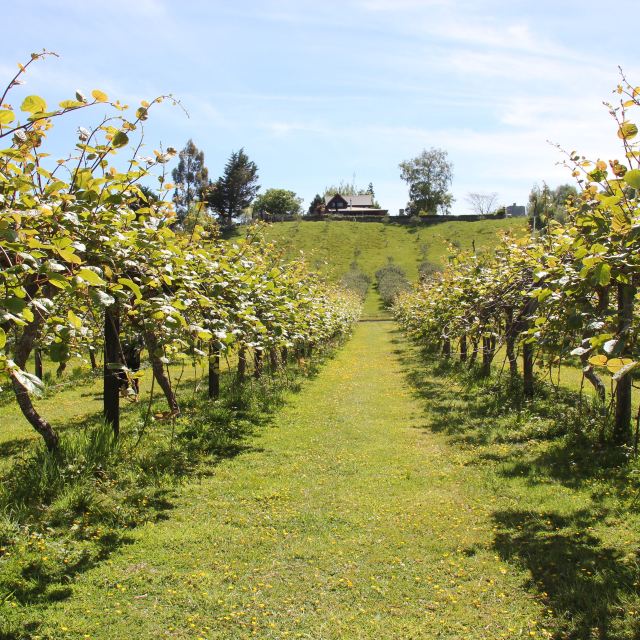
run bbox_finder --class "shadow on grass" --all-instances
[493,508,639,640]
[395,336,640,640]
[0,351,334,639]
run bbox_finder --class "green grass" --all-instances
[233,218,526,318]
[404,351,640,639]
[237,218,527,282]
[17,321,558,639]
[3,318,639,638]
[0,351,328,639]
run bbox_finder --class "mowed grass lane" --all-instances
[41,322,547,639]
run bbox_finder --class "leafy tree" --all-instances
[399,148,453,215]
[207,148,259,224]
[322,180,366,198]
[308,193,324,214]
[171,139,209,222]
[528,183,578,230]
[253,188,303,219]
[466,192,498,216]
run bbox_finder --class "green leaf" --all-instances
[118,277,142,300]
[111,131,129,148]
[13,368,44,397]
[0,110,15,124]
[49,341,70,363]
[624,169,640,189]
[67,310,82,329]
[0,327,5,349]
[594,262,611,286]
[618,121,638,140]
[48,273,71,290]
[20,95,47,114]
[78,268,105,286]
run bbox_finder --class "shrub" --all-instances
[375,263,411,306]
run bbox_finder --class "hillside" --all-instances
[231,218,528,315]
[240,218,528,282]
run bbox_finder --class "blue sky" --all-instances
[3,0,638,215]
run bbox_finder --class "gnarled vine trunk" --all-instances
[10,313,59,451]
[143,327,180,415]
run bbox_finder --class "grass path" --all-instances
[40,321,550,639]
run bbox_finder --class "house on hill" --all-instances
[322,193,388,217]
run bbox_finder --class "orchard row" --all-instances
[0,52,360,451]
[395,73,640,446]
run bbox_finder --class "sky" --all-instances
[2,0,639,215]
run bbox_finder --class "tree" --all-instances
[308,193,324,214]
[322,180,366,198]
[466,192,498,216]
[527,182,578,230]
[207,148,259,224]
[172,139,209,222]
[253,188,303,219]
[399,148,453,215]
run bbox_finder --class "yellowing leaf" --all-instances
[57,247,82,264]
[67,310,82,329]
[0,110,15,124]
[20,95,47,114]
[78,268,106,286]
[91,89,108,102]
[606,358,634,373]
[588,354,608,367]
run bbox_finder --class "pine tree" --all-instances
[308,193,324,214]
[207,148,259,224]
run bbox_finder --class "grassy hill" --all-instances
[233,218,528,315]
[241,218,528,282]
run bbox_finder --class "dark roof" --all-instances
[324,193,374,207]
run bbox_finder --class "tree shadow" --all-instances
[492,508,640,639]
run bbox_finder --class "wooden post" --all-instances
[460,335,467,362]
[254,349,263,379]
[442,338,451,358]
[269,347,278,373]
[481,336,492,377]
[614,282,635,444]
[34,347,43,381]
[237,346,247,383]
[523,341,534,398]
[208,343,220,400]
[103,304,120,437]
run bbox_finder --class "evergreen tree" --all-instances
[308,193,324,214]
[171,139,209,222]
[207,148,259,224]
